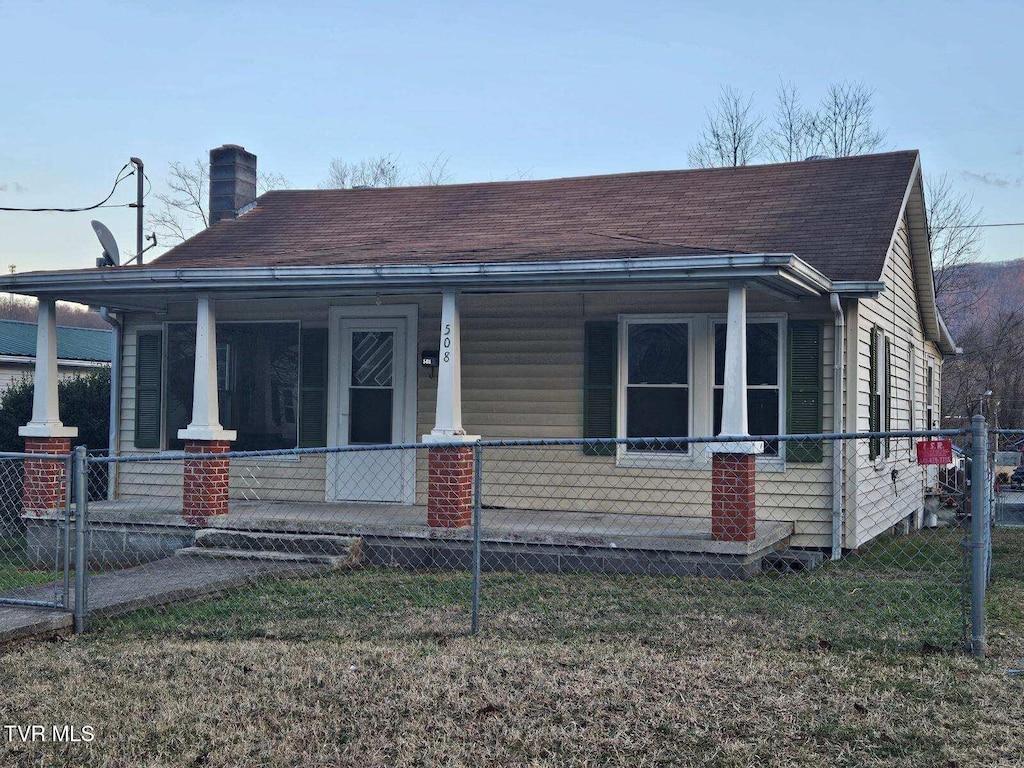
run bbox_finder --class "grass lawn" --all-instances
[0,529,1020,767]
[0,534,61,592]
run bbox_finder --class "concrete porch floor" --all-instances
[82,499,793,557]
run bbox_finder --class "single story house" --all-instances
[1,145,955,555]
[0,319,110,392]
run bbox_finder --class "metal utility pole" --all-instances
[130,157,144,265]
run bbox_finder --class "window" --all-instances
[926,363,935,430]
[611,314,797,463]
[868,326,891,460]
[166,322,300,451]
[712,321,782,456]
[623,321,690,452]
[909,344,917,431]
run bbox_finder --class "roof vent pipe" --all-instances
[209,144,257,225]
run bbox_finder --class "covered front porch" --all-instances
[26,497,796,579]
[6,252,855,553]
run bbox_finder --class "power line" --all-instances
[0,164,134,213]
[941,221,1024,229]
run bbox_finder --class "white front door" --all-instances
[329,317,410,502]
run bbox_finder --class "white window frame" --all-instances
[615,313,787,471]
[926,362,935,430]
[709,314,787,469]
[872,326,889,467]
[909,344,917,431]
[616,314,696,469]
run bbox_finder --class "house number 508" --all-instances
[443,324,452,363]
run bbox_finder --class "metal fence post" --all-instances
[62,453,72,609]
[73,445,89,634]
[969,415,988,658]
[471,442,483,636]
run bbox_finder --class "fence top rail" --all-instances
[0,451,69,461]
[89,428,970,463]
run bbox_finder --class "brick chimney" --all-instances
[209,144,257,225]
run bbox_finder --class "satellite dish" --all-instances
[91,220,120,267]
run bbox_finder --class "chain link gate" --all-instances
[0,450,74,611]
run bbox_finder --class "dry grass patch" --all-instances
[1,618,1020,767]
[0,528,1020,767]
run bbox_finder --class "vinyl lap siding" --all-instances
[116,292,836,546]
[850,215,944,548]
[416,292,835,548]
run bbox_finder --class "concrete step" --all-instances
[194,528,363,559]
[176,546,359,569]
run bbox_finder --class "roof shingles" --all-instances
[148,151,919,282]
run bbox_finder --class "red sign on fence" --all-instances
[916,439,953,465]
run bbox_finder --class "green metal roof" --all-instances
[0,320,111,362]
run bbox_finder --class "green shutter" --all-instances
[869,328,880,460]
[884,336,892,458]
[786,321,823,463]
[583,321,618,456]
[299,328,329,448]
[134,330,163,449]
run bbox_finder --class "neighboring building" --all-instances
[0,319,110,391]
[1,145,955,553]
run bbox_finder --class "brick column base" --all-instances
[183,440,232,526]
[427,446,474,528]
[22,437,72,516]
[711,453,757,543]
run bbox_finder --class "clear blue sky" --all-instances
[1,0,1022,273]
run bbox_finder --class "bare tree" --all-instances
[688,86,764,168]
[942,308,1024,427]
[928,174,985,319]
[148,159,290,245]
[0,294,108,328]
[764,81,821,162]
[320,155,404,189]
[815,81,887,158]
[417,153,453,186]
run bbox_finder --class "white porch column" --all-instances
[177,295,236,443]
[716,285,762,454]
[711,285,761,543]
[423,289,478,529]
[19,299,77,439]
[423,289,479,442]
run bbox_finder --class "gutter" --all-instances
[0,253,834,299]
[99,307,121,501]
[0,355,107,368]
[829,293,845,561]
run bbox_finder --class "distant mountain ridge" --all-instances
[937,258,1024,338]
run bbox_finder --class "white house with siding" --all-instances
[0,145,955,554]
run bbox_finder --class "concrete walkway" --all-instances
[0,554,326,644]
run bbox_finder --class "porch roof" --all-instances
[0,253,882,312]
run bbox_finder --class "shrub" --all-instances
[0,368,110,452]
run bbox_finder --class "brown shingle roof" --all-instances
[149,151,919,282]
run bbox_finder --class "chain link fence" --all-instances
[0,451,72,610]
[0,428,1001,654]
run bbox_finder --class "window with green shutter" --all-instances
[884,335,892,458]
[869,329,878,459]
[134,330,163,449]
[299,327,329,448]
[582,321,618,455]
[786,321,823,463]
